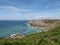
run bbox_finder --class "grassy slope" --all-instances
[0,26,60,45]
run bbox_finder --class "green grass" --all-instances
[0,26,60,45]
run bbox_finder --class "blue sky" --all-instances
[0,0,60,20]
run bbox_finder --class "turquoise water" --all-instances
[0,20,43,38]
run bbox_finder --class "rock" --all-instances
[8,33,25,39]
[27,20,60,31]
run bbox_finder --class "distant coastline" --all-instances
[27,19,60,31]
[0,20,60,39]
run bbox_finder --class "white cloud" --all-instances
[0,6,60,20]
[0,6,30,13]
[25,16,57,20]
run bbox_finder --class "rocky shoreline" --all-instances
[27,20,60,31]
[5,20,60,39]
[6,33,25,39]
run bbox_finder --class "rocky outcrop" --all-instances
[7,33,25,39]
[27,20,60,31]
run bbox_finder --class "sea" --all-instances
[0,20,43,38]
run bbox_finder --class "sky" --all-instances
[0,0,60,20]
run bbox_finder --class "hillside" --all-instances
[28,20,60,30]
[0,25,60,45]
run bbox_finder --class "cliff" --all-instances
[27,20,60,30]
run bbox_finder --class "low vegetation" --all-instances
[0,25,60,45]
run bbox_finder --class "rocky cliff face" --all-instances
[27,20,60,30]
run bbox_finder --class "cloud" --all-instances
[25,15,58,20]
[0,6,60,20]
[0,6,30,13]
[0,6,31,20]
[24,8,60,20]
[0,0,60,20]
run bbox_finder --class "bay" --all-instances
[0,20,43,38]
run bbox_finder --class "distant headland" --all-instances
[27,19,60,31]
